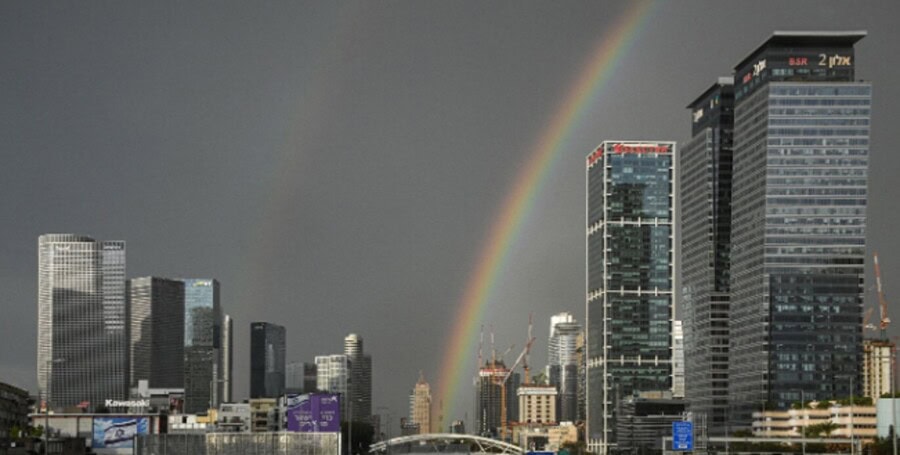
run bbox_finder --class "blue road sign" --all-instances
[672,421,694,451]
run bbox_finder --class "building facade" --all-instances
[409,372,432,434]
[863,340,893,400]
[475,360,520,439]
[728,32,870,426]
[129,277,185,389]
[614,393,686,454]
[547,313,582,423]
[37,234,128,410]
[585,141,676,454]
[680,78,734,434]
[315,354,351,417]
[286,362,318,395]
[672,320,685,398]
[0,382,29,440]
[221,314,234,403]
[182,278,221,413]
[344,334,373,424]
[250,322,286,399]
[517,386,557,425]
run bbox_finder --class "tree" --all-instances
[804,421,838,437]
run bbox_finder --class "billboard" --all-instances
[286,393,341,433]
[92,417,149,448]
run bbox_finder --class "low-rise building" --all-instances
[753,401,877,441]
[510,421,578,452]
[1,382,30,440]
[614,391,686,453]
[29,412,166,453]
[217,402,251,432]
[517,385,557,425]
[249,398,279,432]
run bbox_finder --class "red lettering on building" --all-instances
[789,56,809,66]
[611,143,670,155]
[586,147,603,167]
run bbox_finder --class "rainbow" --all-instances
[435,0,658,423]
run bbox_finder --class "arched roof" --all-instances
[368,433,523,454]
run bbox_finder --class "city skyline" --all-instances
[2,0,900,427]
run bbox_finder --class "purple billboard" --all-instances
[286,393,341,433]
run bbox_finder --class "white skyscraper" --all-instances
[38,234,128,410]
[316,354,351,416]
[548,312,582,423]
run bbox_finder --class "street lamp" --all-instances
[793,389,806,455]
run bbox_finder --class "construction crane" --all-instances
[875,252,891,339]
[864,307,877,332]
[498,332,536,442]
[523,313,534,386]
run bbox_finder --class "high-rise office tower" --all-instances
[286,362,317,395]
[315,354,351,416]
[547,312,582,423]
[585,141,676,454]
[250,322,286,398]
[221,314,234,403]
[37,234,128,410]
[344,333,373,423]
[182,278,221,413]
[728,32,870,427]
[475,360,519,438]
[128,277,185,389]
[681,78,734,434]
[409,371,432,434]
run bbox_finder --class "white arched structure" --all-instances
[368,433,523,454]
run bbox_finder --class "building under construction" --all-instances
[475,360,519,439]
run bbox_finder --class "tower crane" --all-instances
[875,252,891,340]
[864,306,877,332]
[497,335,535,442]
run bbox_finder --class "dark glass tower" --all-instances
[128,277,185,389]
[728,31,870,427]
[585,142,675,454]
[680,79,734,435]
[250,322,286,398]
[182,278,221,413]
[344,333,373,424]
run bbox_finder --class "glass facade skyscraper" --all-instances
[286,362,317,395]
[585,142,675,454]
[680,78,734,434]
[182,278,221,413]
[344,333,373,424]
[250,322,286,398]
[315,354,351,416]
[37,234,128,410]
[728,32,870,427]
[548,313,582,423]
[128,277,185,389]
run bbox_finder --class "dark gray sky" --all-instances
[2,1,899,429]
